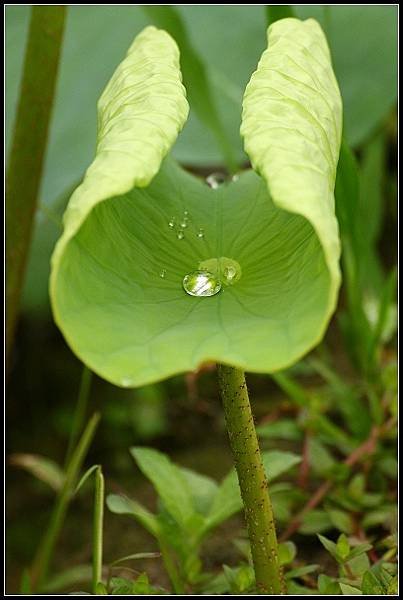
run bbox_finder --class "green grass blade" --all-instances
[92,467,104,594]
[65,366,93,467]
[30,413,100,592]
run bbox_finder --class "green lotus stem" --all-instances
[218,365,284,595]
[92,466,105,594]
[6,6,66,360]
[30,413,100,592]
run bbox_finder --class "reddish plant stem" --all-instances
[297,431,310,489]
[280,417,396,541]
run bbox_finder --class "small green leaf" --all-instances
[257,419,302,441]
[336,534,350,561]
[327,509,353,534]
[285,564,319,580]
[307,438,336,476]
[261,450,301,481]
[110,577,134,595]
[361,505,397,530]
[347,543,372,561]
[317,574,340,595]
[345,552,370,579]
[9,453,64,491]
[339,582,362,595]
[278,541,297,566]
[361,571,385,596]
[317,534,339,560]
[106,494,159,537]
[130,447,194,529]
[178,467,218,515]
[132,573,157,595]
[299,511,332,535]
[348,473,365,499]
[204,470,242,531]
[223,564,254,594]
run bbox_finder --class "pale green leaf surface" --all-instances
[51,160,332,385]
[51,20,339,386]
[50,25,188,292]
[241,18,342,339]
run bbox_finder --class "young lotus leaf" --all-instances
[50,19,342,387]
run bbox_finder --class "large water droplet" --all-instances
[206,172,226,189]
[183,270,221,297]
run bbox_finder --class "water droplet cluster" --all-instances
[161,174,242,294]
[167,207,205,243]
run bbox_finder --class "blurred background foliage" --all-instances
[6,5,397,594]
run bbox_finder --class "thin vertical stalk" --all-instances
[6,6,66,359]
[217,364,284,595]
[92,466,105,594]
[30,413,100,592]
[65,366,93,467]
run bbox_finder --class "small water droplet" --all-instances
[183,210,189,216]
[177,230,185,240]
[232,174,240,183]
[168,217,175,228]
[180,220,188,229]
[183,270,221,297]
[223,265,237,282]
[206,172,226,189]
[160,269,166,278]
[121,376,133,387]
[197,228,204,239]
